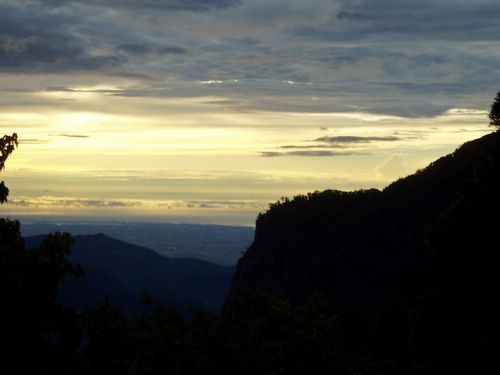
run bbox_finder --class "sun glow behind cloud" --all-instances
[2,88,491,225]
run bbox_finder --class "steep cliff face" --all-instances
[225,131,500,317]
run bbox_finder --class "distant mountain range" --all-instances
[21,222,253,265]
[26,234,236,314]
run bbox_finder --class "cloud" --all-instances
[254,129,420,159]
[261,150,361,157]
[1,0,500,118]
[315,136,401,143]
[117,44,188,56]
[294,0,500,43]
[266,134,402,156]
[45,86,124,94]
[7,197,144,208]
[280,144,349,150]
[41,0,242,11]
[188,200,263,209]
[52,134,90,138]
[6,195,263,211]
[18,138,51,145]
[0,5,119,72]
[375,155,410,179]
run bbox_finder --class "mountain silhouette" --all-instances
[226,132,500,324]
[225,131,500,371]
[26,234,235,314]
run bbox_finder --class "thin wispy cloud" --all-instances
[279,144,350,150]
[262,135,403,157]
[315,136,401,143]
[52,134,90,138]
[18,138,51,145]
[261,150,363,157]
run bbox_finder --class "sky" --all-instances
[0,0,498,226]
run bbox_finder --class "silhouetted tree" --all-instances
[1,133,84,373]
[489,91,500,128]
[0,133,17,203]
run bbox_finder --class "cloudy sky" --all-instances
[0,0,498,225]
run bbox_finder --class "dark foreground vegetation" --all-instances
[2,99,500,374]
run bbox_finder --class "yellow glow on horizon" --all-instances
[1,88,493,226]
[3,105,490,166]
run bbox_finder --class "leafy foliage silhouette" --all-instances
[0,133,17,203]
[489,91,500,127]
[1,133,84,373]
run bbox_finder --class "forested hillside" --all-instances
[225,130,500,373]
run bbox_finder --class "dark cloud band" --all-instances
[1,0,499,117]
[41,0,242,11]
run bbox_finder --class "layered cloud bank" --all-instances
[2,0,499,114]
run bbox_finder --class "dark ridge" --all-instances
[26,233,235,315]
[226,130,500,316]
